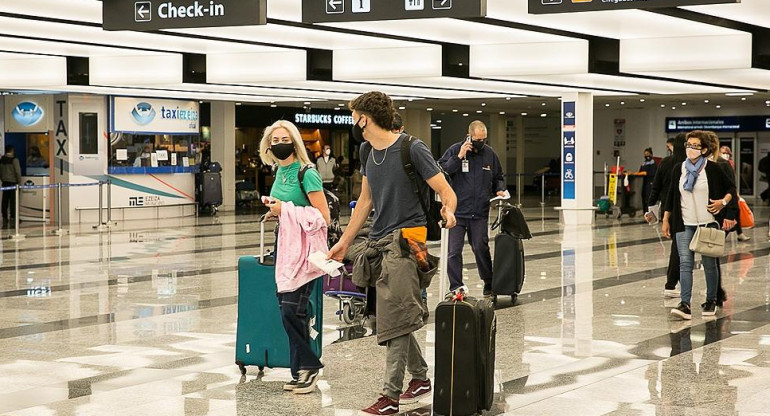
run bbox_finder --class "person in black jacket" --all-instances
[639,147,657,207]
[438,120,506,296]
[662,130,737,320]
[646,135,686,298]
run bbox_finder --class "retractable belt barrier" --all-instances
[504,172,560,207]
[2,181,115,241]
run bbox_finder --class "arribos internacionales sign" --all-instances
[103,0,266,31]
[529,0,739,15]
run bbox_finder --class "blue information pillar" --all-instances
[559,93,594,225]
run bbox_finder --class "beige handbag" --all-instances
[688,193,725,257]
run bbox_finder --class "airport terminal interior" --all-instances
[2,0,770,415]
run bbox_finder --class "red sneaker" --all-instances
[399,378,432,404]
[360,395,400,415]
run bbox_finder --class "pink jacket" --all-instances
[276,202,328,293]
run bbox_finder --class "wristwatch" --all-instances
[721,199,727,207]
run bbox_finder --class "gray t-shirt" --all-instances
[361,134,441,240]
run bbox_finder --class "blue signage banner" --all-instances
[563,101,576,127]
[666,116,770,133]
[563,131,575,200]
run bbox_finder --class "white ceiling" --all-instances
[0,0,766,104]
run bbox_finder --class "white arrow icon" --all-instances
[328,0,342,10]
[137,4,149,18]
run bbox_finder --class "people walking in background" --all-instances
[438,120,506,297]
[316,144,337,191]
[662,130,737,320]
[640,147,657,208]
[646,135,686,298]
[0,145,22,224]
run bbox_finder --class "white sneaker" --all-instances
[737,234,751,242]
[663,289,680,298]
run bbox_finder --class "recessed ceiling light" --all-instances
[540,113,547,117]
[704,100,710,103]
[682,102,687,106]
[338,103,345,107]
[436,120,442,123]
[605,103,610,107]
[765,100,770,104]
[303,102,310,105]
[660,104,666,108]
[620,101,625,105]
[716,105,722,108]
[199,100,203,104]
[452,109,458,112]
[476,110,483,113]
[270,104,277,108]
[398,106,406,110]
[458,63,463,66]
[408,98,414,102]
[639,99,645,102]
[541,103,547,106]
[463,113,469,117]
[506,97,512,101]
[235,102,242,106]
[521,112,528,116]
[499,111,506,115]
[741,97,747,101]
[427,107,433,111]
[333,107,340,111]
[672,106,676,110]
[481,103,486,107]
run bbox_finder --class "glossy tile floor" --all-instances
[1,203,769,415]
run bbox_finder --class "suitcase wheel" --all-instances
[258,366,265,373]
[236,361,247,376]
[342,302,356,324]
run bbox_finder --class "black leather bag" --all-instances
[492,203,532,239]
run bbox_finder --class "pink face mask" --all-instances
[686,148,702,160]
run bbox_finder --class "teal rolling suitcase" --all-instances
[235,218,323,375]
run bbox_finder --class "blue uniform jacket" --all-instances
[439,141,506,219]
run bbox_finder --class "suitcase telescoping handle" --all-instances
[438,225,449,299]
[259,213,269,260]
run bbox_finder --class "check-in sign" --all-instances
[103,0,267,31]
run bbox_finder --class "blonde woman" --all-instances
[259,120,330,394]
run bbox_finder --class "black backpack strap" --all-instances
[297,164,312,203]
[400,135,431,220]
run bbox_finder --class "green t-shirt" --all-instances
[270,161,323,207]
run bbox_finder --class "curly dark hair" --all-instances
[348,91,396,130]
[686,130,713,157]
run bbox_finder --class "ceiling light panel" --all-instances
[334,46,442,80]
[471,41,588,77]
[207,51,307,83]
[683,0,770,30]
[0,52,66,87]
[620,34,752,72]
[90,54,183,85]
[323,18,575,45]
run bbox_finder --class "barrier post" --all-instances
[93,181,108,231]
[10,185,25,241]
[53,183,67,236]
[42,184,47,224]
[105,180,117,227]
[516,174,522,208]
[540,174,546,207]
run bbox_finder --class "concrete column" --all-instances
[404,108,432,148]
[487,114,508,176]
[211,101,236,211]
[559,92,595,225]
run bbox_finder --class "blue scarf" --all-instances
[683,157,706,192]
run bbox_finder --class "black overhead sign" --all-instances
[102,0,266,31]
[302,0,486,23]
[529,0,739,15]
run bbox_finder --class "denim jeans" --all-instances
[448,217,493,291]
[675,225,719,304]
[277,280,323,380]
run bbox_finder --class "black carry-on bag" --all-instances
[490,199,530,304]
[433,228,496,416]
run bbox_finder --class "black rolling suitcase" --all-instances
[197,169,223,215]
[433,295,496,416]
[490,202,530,302]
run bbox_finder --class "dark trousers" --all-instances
[277,280,323,380]
[448,217,493,291]
[1,182,17,220]
[666,238,680,290]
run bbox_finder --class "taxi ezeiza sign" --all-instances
[103,0,266,31]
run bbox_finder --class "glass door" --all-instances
[738,134,757,196]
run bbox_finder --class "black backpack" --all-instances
[297,165,343,247]
[364,135,446,241]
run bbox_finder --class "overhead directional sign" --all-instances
[303,0,486,23]
[529,0,740,15]
[103,0,267,31]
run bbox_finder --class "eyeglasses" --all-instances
[685,144,702,150]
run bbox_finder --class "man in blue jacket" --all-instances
[439,120,507,296]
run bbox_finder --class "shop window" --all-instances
[79,113,99,155]
[109,133,200,174]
